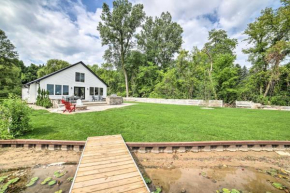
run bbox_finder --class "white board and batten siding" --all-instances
[39,63,107,100]
[24,83,37,103]
[23,62,107,103]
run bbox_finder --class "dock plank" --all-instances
[70,135,149,193]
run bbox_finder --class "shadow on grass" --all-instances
[24,126,57,139]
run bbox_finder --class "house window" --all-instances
[55,85,62,95]
[47,84,54,95]
[100,88,103,95]
[75,72,85,82]
[63,85,69,95]
[89,87,94,95]
[95,87,99,95]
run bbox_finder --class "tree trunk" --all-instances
[123,68,129,98]
[264,61,279,98]
[264,78,272,97]
[121,52,129,98]
[208,69,217,100]
[204,47,217,100]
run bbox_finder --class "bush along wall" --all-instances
[36,87,53,108]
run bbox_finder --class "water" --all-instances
[0,164,77,193]
[145,166,290,193]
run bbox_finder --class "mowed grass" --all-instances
[21,102,290,142]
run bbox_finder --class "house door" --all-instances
[74,87,85,99]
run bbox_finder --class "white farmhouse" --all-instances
[22,61,108,103]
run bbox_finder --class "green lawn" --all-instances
[21,102,290,142]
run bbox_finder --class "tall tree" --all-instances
[243,0,290,99]
[98,0,145,97]
[37,59,70,78]
[202,29,238,100]
[136,12,183,69]
[264,41,290,97]
[125,50,146,96]
[0,29,21,97]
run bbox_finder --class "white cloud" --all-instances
[134,0,280,67]
[133,0,220,20]
[179,17,215,51]
[0,0,106,66]
[0,0,281,67]
[218,0,273,31]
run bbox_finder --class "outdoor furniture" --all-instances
[62,101,76,113]
[75,105,87,110]
[65,96,80,103]
[75,99,87,110]
[106,96,122,105]
[76,99,83,106]
[92,95,98,101]
[56,103,65,111]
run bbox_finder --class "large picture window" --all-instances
[75,72,85,82]
[63,85,69,95]
[55,85,62,95]
[47,84,54,95]
[89,87,94,95]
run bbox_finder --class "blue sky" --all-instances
[82,0,114,12]
[0,0,281,67]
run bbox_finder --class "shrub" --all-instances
[0,94,32,139]
[270,95,290,106]
[36,87,53,108]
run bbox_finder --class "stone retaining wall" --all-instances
[1,139,290,153]
[208,100,223,107]
[125,97,207,106]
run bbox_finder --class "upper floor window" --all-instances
[75,72,85,82]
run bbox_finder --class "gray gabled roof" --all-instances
[25,61,108,87]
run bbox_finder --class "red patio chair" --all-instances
[63,101,76,113]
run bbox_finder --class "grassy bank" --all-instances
[21,103,290,142]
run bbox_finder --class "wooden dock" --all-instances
[70,135,149,193]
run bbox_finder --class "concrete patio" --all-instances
[29,102,135,114]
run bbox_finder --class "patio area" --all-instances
[29,102,135,114]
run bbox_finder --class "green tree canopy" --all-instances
[136,12,183,69]
[243,0,290,99]
[98,0,145,97]
[0,29,21,97]
[21,63,42,84]
[37,59,70,78]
